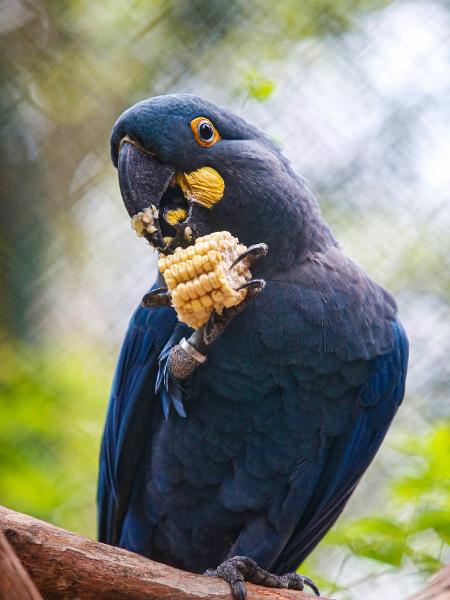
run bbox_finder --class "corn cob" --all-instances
[158,231,251,329]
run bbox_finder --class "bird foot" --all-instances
[204,556,320,600]
[168,278,265,380]
[203,279,265,345]
[141,287,172,307]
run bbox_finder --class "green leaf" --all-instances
[238,68,276,102]
[327,517,407,567]
[411,511,450,544]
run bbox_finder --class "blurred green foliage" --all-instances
[331,424,450,564]
[0,339,448,594]
[0,0,387,340]
[303,423,450,594]
[0,343,111,536]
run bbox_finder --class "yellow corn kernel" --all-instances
[177,262,188,282]
[207,239,219,252]
[164,269,176,290]
[193,278,204,296]
[195,241,205,256]
[208,250,221,265]
[192,254,203,274]
[191,299,202,312]
[199,273,213,292]
[176,282,189,302]
[200,294,213,308]
[185,281,197,300]
[186,260,196,279]
[170,264,180,283]
[201,255,212,269]
[208,270,221,289]
[211,290,223,303]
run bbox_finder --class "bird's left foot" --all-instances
[141,286,171,307]
[204,556,320,600]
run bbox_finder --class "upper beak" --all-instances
[117,138,175,218]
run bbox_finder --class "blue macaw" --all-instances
[98,94,408,598]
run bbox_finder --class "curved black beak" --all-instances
[117,140,175,218]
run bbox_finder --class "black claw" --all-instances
[303,576,321,596]
[230,243,268,269]
[237,278,266,297]
[141,287,172,307]
[233,580,247,600]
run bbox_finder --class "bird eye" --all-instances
[191,117,220,147]
[199,121,214,141]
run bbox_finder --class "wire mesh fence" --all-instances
[0,1,449,598]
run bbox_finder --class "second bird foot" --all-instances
[141,287,172,307]
[203,278,266,345]
[230,242,268,269]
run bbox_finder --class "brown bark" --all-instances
[0,505,321,599]
[0,529,43,600]
[2,504,448,600]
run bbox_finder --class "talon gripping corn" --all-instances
[157,231,251,328]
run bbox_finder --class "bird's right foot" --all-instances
[204,556,320,600]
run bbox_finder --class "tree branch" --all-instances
[0,529,43,600]
[0,505,322,600]
[2,504,448,600]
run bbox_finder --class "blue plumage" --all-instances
[98,94,408,585]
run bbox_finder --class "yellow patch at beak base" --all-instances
[165,207,188,226]
[177,167,224,209]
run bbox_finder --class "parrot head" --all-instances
[111,94,334,268]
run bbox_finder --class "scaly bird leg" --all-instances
[169,279,266,380]
[205,556,320,600]
[203,278,265,345]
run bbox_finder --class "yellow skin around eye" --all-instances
[191,116,221,147]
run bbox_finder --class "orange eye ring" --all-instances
[191,117,221,147]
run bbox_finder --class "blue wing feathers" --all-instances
[97,300,178,544]
[273,319,408,572]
